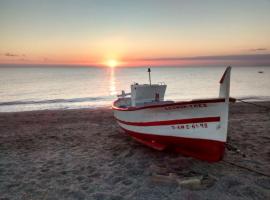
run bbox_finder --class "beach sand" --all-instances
[0,102,269,200]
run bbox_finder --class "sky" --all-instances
[0,0,270,67]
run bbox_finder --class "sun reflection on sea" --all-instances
[109,67,117,96]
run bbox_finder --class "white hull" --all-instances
[114,100,228,142]
[112,67,233,162]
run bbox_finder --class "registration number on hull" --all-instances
[171,123,208,130]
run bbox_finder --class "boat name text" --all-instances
[165,103,207,110]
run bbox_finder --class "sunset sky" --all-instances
[1,0,270,67]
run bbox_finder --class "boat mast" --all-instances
[148,68,152,85]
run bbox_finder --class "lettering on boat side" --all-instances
[165,103,207,110]
[171,123,208,130]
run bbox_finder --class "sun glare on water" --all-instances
[107,59,118,68]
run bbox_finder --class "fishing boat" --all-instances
[112,67,235,162]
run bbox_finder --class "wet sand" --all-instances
[0,102,269,200]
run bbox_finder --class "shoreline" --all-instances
[0,105,112,114]
[0,102,269,199]
[0,100,270,114]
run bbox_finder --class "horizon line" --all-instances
[1,53,270,67]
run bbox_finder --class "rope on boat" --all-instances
[222,159,270,177]
[235,98,270,111]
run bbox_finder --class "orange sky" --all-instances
[1,1,270,67]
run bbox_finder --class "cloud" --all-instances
[4,53,19,57]
[124,53,270,67]
[249,48,267,51]
[3,52,26,57]
[135,54,270,61]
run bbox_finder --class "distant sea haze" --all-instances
[0,66,269,112]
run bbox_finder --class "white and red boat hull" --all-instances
[112,67,233,162]
[113,98,234,162]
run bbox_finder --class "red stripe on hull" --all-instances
[116,116,220,126]
[122,128,225,162]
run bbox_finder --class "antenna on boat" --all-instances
[148,68,152,85]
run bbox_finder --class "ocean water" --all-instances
[0,66,269,112]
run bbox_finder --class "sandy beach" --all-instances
[0,102,269,200]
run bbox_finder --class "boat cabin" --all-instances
[131,83,166,106]
[116,83,167,108]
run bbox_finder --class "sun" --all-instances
[107,59,118,68]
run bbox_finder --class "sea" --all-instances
[0,66,269,112]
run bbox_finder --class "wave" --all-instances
[0,96,113,106]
